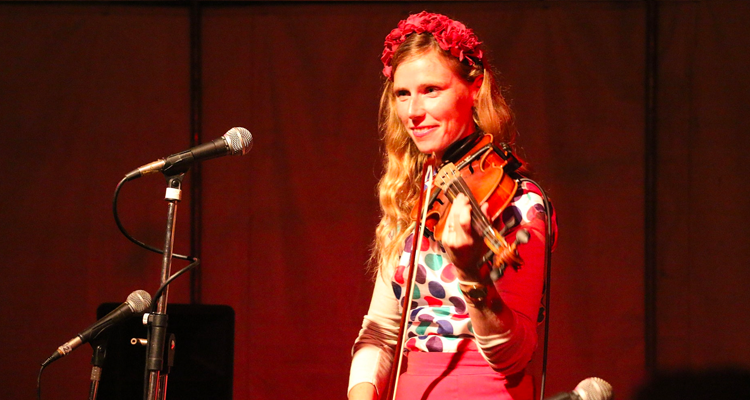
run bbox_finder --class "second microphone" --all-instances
[125,127,253,181]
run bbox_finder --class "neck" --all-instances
[437,129,481,164]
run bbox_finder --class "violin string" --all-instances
[447,175,503,250]
[446,177,482,231]
[453,177,493,234]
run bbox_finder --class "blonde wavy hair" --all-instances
[371,32,518,276]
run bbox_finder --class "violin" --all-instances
[385,133,530,400]
[414,133,529,279]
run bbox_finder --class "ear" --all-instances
[470,75,484,102]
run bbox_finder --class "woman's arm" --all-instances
[442,191,549,373]
[348,269,401,398]
[348,382,379,400]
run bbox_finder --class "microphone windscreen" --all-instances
[575,377,613,400]
[224,127,253,156]
[126,290,152,313]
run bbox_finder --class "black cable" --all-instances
[520,178,555,400]
[37,364,45,400]
[112,176,195,262]
[150,259,201,314]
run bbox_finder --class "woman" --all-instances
[349,12,556,400]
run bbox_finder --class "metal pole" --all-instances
[144,175,183,400]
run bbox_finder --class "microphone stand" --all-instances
[88,336,108,400]
[144,173,185,400]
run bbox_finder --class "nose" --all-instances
[407,94,425,120]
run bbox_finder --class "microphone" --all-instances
[42,290,152,367]
[125,127,253,180]
[544,377,613,400]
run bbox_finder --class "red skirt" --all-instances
[394,351,534,400]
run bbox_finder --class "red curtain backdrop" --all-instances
[0,2,748,400]
[656,1,750,369]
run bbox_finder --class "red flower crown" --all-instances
[381,11,484,80]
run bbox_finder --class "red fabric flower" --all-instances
[381,11,483,79]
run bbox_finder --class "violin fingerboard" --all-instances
[435,163,461,197]
[435,162,495,238]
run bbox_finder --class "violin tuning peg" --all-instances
[498,216,516,236]
[514,229,530,245]
[490,263,506,282]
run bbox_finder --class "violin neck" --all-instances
[444,175,502,250]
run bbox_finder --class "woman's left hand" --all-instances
[441,193,488,281]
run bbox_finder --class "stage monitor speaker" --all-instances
[95,303,234,400]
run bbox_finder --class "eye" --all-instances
[395,89,410,99]
[425,86,440,95]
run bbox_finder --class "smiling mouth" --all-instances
[411,125,438,137]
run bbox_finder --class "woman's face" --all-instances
[393,50,480,160]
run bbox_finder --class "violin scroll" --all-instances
[488,228,529,282]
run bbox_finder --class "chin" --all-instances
[414,143,440,155]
